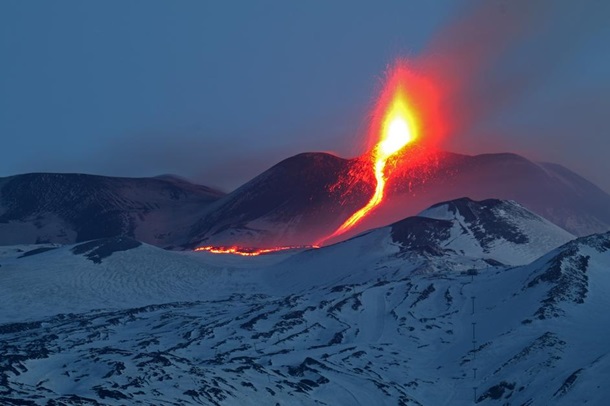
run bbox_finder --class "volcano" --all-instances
[1,151,608,250]
[186,152,372,248]
[186,150,610,249]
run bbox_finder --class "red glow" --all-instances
[318,60,445,244]
[194,58,446,255]
[194,245,319,256]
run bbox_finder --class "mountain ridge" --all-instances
[188,150,610,247]
[0,204,608,405]
[1,150,608,249]
[0,172,224,246]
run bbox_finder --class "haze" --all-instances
[1,0,609,192]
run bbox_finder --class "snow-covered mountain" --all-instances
[408,197,575,265]
[0,198,570,322]
[2,199,607,405]
[187,151,610,248]
[0,173,224,247]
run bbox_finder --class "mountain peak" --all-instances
[391,198,575,265]
[187,150,610,248]
[0,173,224,246]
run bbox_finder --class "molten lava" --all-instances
[194,245,318,256]
[318,62,423,244]
[195,59,443,256]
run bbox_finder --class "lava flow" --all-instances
[195,59,440,256]
[194,245,319,256]
[317,62,424,244]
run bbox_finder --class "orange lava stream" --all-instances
[194,245,319,256]
[319,68,419,244]
[196,60,437,255]
[323,157,391,240]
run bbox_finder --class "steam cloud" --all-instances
[418,0,610,190]
[32,1,608,193]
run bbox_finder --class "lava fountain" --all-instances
[195,59,441,255]
[317,62,424,244]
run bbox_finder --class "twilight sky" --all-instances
[1,0,609,192]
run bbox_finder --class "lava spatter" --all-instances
[317,61,428,244]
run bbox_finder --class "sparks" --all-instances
[195,59,442,255]
[319,62,423,244]
[194,245,319,256]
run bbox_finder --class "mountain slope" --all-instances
[403,197,575,265]
[0,223,607,405]
[1,151,607,250]
[187,151,610,248]
[187,152,374,247]
[380,151,610,238]
[0,198,568,323]
[0,173,224,247]
[0,236,265,323]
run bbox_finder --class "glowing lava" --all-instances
[319,64,420,243]
[195,59,442,255]
[194,245,318,256]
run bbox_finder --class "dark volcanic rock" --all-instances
[188,151,610,248]
[71,237,142,264]
[187,152,374,247]
[427,198,531,247]
[391,216,453,256]
[383,152,610,238]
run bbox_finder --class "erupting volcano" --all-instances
[195,59,441,255]
[317,62,422,244]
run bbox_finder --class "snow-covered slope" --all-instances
[0,173,224,247]
[405,197,576,265]
[1,205,607,405]
[0,237,266,323]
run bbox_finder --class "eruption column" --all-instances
[319,64,420,244]
[195,60,438,255]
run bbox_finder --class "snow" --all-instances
[418,199,575,265]
[0,214,76,246]
[0,207,608,405]
[0,243,246,323]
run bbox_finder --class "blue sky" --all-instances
[1,1,609,192]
